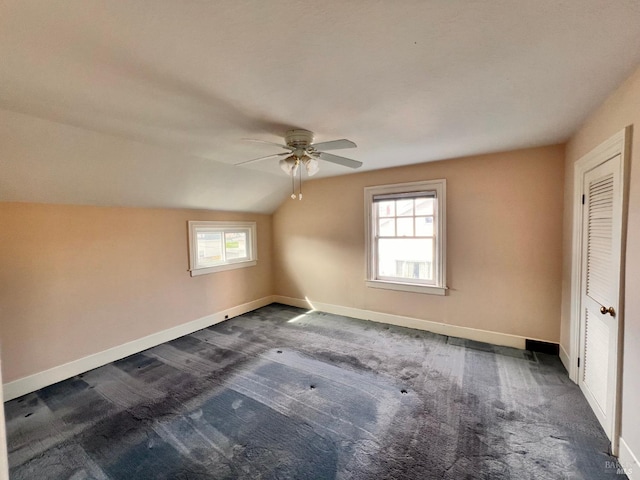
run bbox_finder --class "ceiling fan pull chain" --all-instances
[290,169,296,200]
[299,164,303,200]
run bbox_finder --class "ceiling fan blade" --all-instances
[242,138,291,150]
[310,139,357,151]
[235,152,291,166]
[315,151,363,169]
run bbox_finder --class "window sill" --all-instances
[190,260,257,277]
[365,279,447,296]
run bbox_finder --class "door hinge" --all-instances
[578,357,581,368]
[582,194,585,205]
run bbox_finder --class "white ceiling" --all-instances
[1,0,640,213]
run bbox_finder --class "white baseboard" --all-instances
[3,296,274,402]
[272,295,557,350]
[619,437,639,479]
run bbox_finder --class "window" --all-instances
[365,179,446,295]
[188,221,257,276]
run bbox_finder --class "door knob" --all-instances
[600,306,616,317]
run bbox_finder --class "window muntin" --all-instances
[188,221,256,276]
[365,180,446,295]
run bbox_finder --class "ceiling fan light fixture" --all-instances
[279,156,299,175]
[302,156,319,176]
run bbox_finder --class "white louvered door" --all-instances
[578,154,622,440]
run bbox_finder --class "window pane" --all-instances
[378,238,434,281]
[225,231,248,260]
[396,199,413,216]
[378,217,395,236]
[189,221,257,276]
[415,198,434,215]
[396,217,413,236]
[377,201,395,217]
[415,216,434,236]
[196,232,223,268]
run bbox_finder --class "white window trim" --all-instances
[188,221,257,276]
[364,179,447,295]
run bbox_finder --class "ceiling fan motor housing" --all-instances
[285,129,314,148]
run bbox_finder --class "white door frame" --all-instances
[0,351,10,480]
[568,126,631,455]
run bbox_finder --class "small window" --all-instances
[188,221,257,276]
[365,180,447,295]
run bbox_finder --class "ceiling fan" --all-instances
[237,128,361,173]
[236,129,362,200]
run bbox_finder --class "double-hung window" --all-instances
[365,179,447,295]
[188,221,257,276]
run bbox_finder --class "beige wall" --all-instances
[273,145,565,342]
[0,203,272,383]
[562,64,640,463]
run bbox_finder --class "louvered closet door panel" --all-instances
[585,173,614,307]
[582,309,609,412]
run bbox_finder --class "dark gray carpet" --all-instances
[5,303,626,479]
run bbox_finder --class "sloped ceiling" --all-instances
[1,0,640,213]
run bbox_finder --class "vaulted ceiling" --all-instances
[1,1,640,213]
